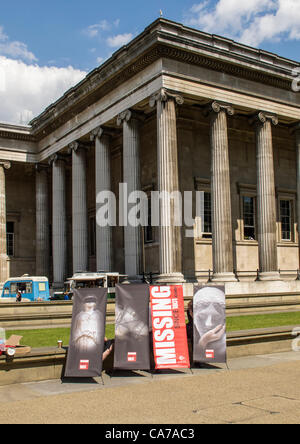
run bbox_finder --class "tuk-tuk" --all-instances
[56,272,127,300]
[1,275,50,302]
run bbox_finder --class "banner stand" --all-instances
[150,285,190,371]
[64,288,107,378]
[113,284,151,371]
[192,285,227,367]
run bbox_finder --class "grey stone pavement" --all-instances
[0,351,300,424]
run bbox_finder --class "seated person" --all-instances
[103,337,114,361]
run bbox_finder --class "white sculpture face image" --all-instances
[73,297,102,352]
[115,305,148,340]
[193,286,226,360]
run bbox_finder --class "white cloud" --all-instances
[184,0,300,47]
[0,40,37,63]
[0,56,86,124]
[0,25,37,62]
[83,20,111,38]
[106,33,133,48]
[83,18,121,38]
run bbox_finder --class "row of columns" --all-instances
[208,103,280,281]
[33,89,300,286]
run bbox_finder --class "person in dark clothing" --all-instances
[186,300,194,343]
[16,290,22,302]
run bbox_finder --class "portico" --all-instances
[0,18,300,291]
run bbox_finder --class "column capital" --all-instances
[0,160,11,170]
[90,126,104,141]
[68,141,80,153]
[204,101,234,117]
[250,111,278,127]
[48,153,67,165]
[116,109,144,126]
[90,126,115,141]
[149,88,184,108]
[68,141,89,155]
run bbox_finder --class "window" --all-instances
[89,216,96,256]
[142,185,155,244]
[195,191,212,239]
[237,183,257,242]
[201,192,212,238]
[25,283,32,294]
[6,222,14,257]
[194,179,212,240]
[144,194,153,243]
[280,200,292,241]
[243,196,256,240]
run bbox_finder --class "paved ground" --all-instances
[0,351,300,424]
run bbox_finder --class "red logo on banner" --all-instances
[127,352,137,362]
[79,360,89,370]
[205,350,215,359]
[150,286,190,370]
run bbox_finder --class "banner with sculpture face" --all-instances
[64,288,107,378]
[114,284,150,370]
[193,285,227,364]
[150,285,190,370]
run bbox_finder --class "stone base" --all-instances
[224,279,300,295]
[211,272,238,283]
[258,271,281,281]
[155,273,185,284]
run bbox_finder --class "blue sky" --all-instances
[1,0,193,71]
[1,0,300,124]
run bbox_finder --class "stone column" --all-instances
[0,161,11,284]
[90,127,113,272]
[35,164,50,277]
[117,110,142,279]
[50,154,67,288]
[69,142,88,274]
[254,112,279,280]
[206,102,236,282]
[149,88,184,283]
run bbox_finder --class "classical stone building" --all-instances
[0,18,300,291]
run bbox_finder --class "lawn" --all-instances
[5,311,300,349]
[5,324,115,349]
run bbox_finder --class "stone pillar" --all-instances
[50,154,67,288]
[117,110,142,279]
[0,161,11,284]
[207,102,236,282]
[69,142,88,274]
[254,112,279,280]
[35,164,50,277]
[149,88,184,283]
[91,127,113,272]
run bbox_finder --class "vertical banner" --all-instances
[193,285,227,364]
[64,288,107,378]
[114,284,150,370]
[150,285,190,370]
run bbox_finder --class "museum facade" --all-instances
[0,18,300,289]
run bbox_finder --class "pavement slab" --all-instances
[0,351,299,424]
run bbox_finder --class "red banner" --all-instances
[150,285,190,369]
